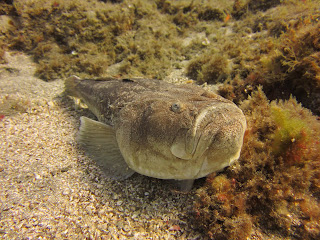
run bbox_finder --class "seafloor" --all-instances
[0,52,202,239]
[1,0,320,239]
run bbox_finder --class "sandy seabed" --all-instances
[0,52,203,239]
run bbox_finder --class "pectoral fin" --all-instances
[177,179,194,192]
[77,116,135,180]
[170,179,194,192]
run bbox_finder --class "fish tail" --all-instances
[65,75,81,97]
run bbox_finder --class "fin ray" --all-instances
[77,116,135,180]
[171,179,194,192]
[178,179,194,192]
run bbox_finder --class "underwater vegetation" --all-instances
[262,20,320,115]
[193,88,320,239]
[184,0,302,84]
[0,0,17,64]
[1,0,178,80]
[232,0,283,19]
[217,1,320,115]
[0,0,319,94]
[187,54,231,84]
[0,0,232,81]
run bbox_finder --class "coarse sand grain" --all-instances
[0,52,204,239]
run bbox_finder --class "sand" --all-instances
[0,52,203,239]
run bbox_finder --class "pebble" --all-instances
[34,173,41,180]
[62,189,70,195]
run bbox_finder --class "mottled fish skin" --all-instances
[65,76,246,182]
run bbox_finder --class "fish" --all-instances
[65,76,247,191]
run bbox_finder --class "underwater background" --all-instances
[1,0,319,239]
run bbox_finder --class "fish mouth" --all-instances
[170,105,220,160]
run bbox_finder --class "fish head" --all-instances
[170,100,247,177]
[116,91,246,180]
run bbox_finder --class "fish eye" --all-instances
[171,103,181,113]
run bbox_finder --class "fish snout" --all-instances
[170,105,219,160]
[170,103,246,163]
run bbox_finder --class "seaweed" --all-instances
[193,88,320,239]
[1,0,319,89]
[195,174,252,240]
[254,20,320,115]
[0,1,18,63]
[2,0,183,80]
[0,0,236,81]
[219,2,320,115]
[187,54,231,84]
[232,0,283,20]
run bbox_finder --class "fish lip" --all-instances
[170,128,194,160]
[186,105,220,156]
[170,124,214,161]
[170,105,219,160]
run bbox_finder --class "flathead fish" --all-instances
[65,76,246,190]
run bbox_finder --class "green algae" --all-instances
[270,104,311,157]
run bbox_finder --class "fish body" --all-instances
[65,76,246,186]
